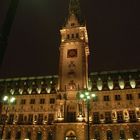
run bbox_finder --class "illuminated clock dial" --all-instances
[67,49,77,58]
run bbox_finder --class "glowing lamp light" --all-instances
[87,96,90,99]
[80,94,84,98]
[91,93,96,97]
[85,92,89,96]
[3,96,16,103]
[3,96,8,101]
[10,97,15,103]
[97,78,103,91]
[130,79,136,89]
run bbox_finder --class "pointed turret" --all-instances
[65,0,84,27]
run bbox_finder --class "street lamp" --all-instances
[78,90,96,140]
[0,95,16,139]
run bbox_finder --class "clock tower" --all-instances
[58,0,89,98]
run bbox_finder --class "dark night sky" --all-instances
[0,0,140,78]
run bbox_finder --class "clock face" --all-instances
[67,49,77,58]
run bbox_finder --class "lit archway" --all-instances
[36,131,42,140]
[106,130,113,140]
[65,130,77,140]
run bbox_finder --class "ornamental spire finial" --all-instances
[67,0,84,25]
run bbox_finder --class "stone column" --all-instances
[42,127,47,140]
[125,125,131,139]
[21,127,26,140]
[11,126,15,140]
[100,127,106,140]
[32,127,36,140]
[135,108,140,122]
[113,126,119,140]
[100,112,105,123]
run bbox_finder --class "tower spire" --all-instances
[66,0,84,26]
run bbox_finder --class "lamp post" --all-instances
[0,95,16,139]
[79,90,96,140]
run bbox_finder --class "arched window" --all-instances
[48,131,53,140]
[106,130,113,140]
[120,130,125,139]
[36,131,42,140]
[15,130,21,140]
[94,130,100,140]
[132,129,139,139]
[26,130,31,139]
[5,129,11,139]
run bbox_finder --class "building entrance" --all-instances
[65,136,77,140]
[65,130,77,140]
